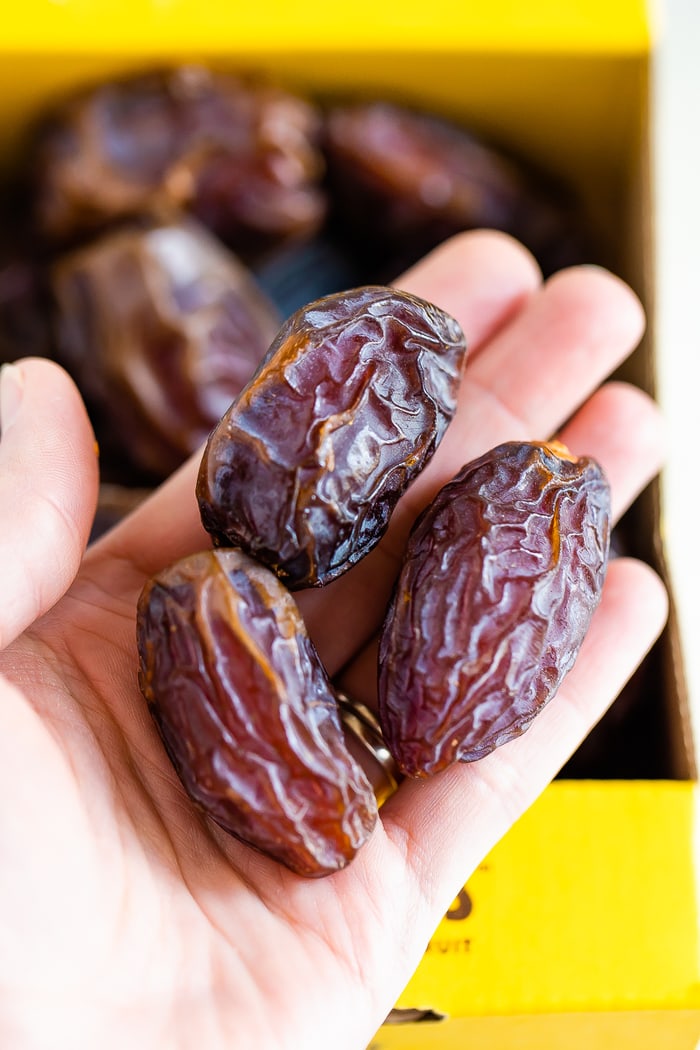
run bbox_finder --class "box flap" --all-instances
[395,781,699,1016]
[2,1,652,54]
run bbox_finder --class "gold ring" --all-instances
[336,692,401,806]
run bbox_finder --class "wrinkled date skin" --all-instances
[51,218,280,481]
[378,441,611,776]
[196,285,467,589]
[32,66,327,257]
[323,102,585,278]
[137,549,377,877]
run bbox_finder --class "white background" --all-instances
[654,0,700,751]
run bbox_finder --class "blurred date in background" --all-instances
[0,64,671,780]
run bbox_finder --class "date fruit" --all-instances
[378,441,611,776]
[51,218,280,481]
[196,285,466,589]
[323,101,585,278]
[33,66,326,257]
[137,549,378,876]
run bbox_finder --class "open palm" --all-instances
[0,232,667,1050]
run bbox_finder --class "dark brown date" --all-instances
[51,218,280,481]
[378,441,610,776]
[137,548,377,877]
[32,66,326,257]
[323,102,585,278]
[196,285,467,589]
[0,256,52,364]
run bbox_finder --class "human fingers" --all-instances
[397,229,541,338]
[553,379,665,522]
[92,243,647,682]
[0,358,99,648]
[297,267,648,672]
[337,377,665,709]
[387,263,646,538]
[92,230,542,582]
[376,557,667,948]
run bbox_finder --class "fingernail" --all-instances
[0,363,24,436]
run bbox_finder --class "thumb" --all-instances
[0,358,99,648]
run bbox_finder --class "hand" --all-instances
[0,231,667,1050]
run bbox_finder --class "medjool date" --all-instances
[196,285,466,589]
[323,101,586,278]
[378,441,610,776]
[33,66,326,257]
[51,217,280,481]
[137,548,377,877]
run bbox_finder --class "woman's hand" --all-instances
[0,231,667,1050]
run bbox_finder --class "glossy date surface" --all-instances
[323,101,584,278]
[378,441,611,776]
[33,66,327,257]
[51,218,280,481]
[137,549,377,877]
[196,285,467,588]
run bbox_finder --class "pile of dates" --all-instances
[136,285,611,877]
[0,64,590,501]
[0,67,619,873]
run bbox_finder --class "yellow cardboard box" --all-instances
[1,2,697,1047]
[374,782,699,1048]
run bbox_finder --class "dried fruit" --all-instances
[33,66,327,257]
[378,441,611,776]
[137,548,378,877]
[196,285,466,589]
[51,218,280,481]
[323,101,585,278]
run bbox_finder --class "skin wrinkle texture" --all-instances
[196,285,466,588]
[51,219,282,480]
[378,442,610,775]
[138,550,378,876]
[0,231,668,1050]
